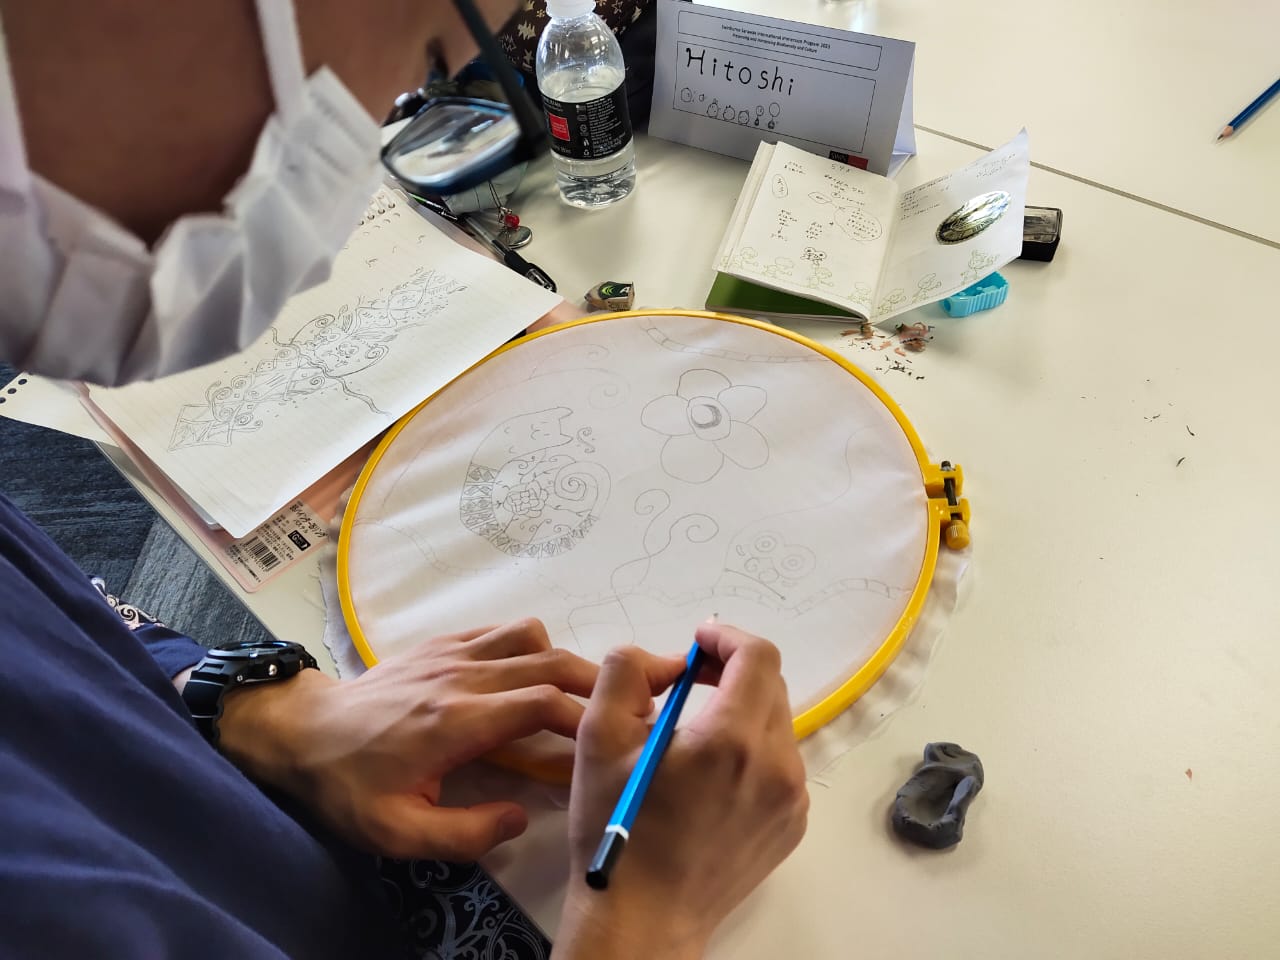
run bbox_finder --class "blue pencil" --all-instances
[1218,76,1280,140]
[585,638,707,889]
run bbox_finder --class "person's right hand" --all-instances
[556,622,809,960]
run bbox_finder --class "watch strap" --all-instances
[182,641,318,748]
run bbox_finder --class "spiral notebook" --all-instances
[2,191,570,589]
[83,188,563,543]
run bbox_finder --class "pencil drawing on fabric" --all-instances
[561,427,910,654]
[459,407,610,559]
[641,368,769,484]
[640,319,826,364]
[564,487,720,652]
[342,312,931,721]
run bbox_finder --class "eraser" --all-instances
[585,281,635,311]
[891,742,985,849]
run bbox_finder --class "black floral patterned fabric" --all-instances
[379,858,551,960]
[497,0,653,75]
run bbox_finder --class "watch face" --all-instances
[204,641,313,670]
[184,642,317,747]
[213,640,294,654]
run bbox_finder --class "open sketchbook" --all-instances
[87,188,562,539]
[710,131,1029,323]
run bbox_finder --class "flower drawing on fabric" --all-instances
[641,368,769,483]
[496,477,549,521]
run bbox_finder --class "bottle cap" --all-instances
[546,0,596,18]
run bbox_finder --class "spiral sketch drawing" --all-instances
[459,407,610,559]
[560,430,912,656]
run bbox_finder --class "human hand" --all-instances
[557,623,809,960]
[216,618,597,861]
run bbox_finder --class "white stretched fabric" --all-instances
[342,313,931,721]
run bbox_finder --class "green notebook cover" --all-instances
[704,273,863,321]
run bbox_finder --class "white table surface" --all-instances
[112,125,1280,956]
[715,0,1280,245]
[492,132,1280,957]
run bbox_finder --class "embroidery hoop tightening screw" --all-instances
[940,460,970,549]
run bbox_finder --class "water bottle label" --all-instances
[542,85,633,161]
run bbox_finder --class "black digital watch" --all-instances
[181,640,318,748]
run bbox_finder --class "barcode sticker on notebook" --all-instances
[241,536,281,571]
[223,500,330,587]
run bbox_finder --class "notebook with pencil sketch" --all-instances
[85,187,562,539]
[709,131,1030,323]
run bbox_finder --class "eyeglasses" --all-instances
[381,0,548,196]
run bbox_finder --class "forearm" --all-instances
[171,655,336,798]
[214,668,337,792]
[167,647,335,794]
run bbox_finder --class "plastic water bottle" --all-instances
[535,0,636,208]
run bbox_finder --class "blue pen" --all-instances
[585,637,708,890]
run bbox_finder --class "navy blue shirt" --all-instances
[0,494,401,958]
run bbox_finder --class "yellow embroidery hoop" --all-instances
[338,310,968,781]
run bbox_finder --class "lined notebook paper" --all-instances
[88,188,562,538]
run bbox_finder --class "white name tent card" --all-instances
[649,0,916,175]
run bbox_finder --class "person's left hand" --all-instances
[214,617,597,861]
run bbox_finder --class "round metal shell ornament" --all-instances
[936,191,1011,245]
